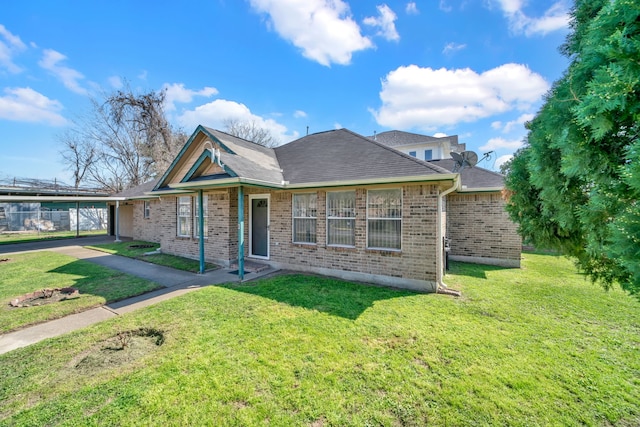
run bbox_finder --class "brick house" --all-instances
[114,125,520,292]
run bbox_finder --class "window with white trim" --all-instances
[292,193,317,244]
[177,196,191,237]
[143,201,150,219]
[327,191,356,246]
[194,195,208,238]
[367,188,402,250]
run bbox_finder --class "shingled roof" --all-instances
[274,129,451,185]
[428,159,504,190]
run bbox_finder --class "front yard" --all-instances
[0,251,161,334]
[1,252,639,425]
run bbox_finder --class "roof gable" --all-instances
[153,125,283,191]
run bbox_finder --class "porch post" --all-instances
[238,186,245,280]
[198,189,205,274]
[115,201,121,243]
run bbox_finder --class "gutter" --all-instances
[164,173,460,192]
[436,175,461,294]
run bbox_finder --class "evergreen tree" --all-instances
[504,0,640,296]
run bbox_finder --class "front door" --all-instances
[250,195,269,259]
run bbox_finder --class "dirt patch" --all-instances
[9,288,79,307]
[128,244,156,249]
[72,328,165,374]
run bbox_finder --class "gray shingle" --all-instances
[275,129,451,185]
[428,159,504,189]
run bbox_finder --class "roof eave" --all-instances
[286,174,459,189]
[457,186,504,193]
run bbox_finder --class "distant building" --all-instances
[370,130,466,161]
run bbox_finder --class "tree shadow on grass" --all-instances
[222,273,416,320]
[48,259,162,303]
[447,261,512,280]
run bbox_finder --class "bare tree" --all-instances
[58,129,97,189]
[58,85,187,193]
[223,119,279,147]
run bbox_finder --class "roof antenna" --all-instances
[373,130,377,141]
[306,126,309,136]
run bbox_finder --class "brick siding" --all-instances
[446,193,521,267]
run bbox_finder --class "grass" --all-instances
[0,251,162,334]
[1,252,639,426]
[85,240,219,273]
[0,229,107,245]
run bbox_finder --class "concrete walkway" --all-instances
[0,236,277,355]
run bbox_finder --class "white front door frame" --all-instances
[249,194,270,259]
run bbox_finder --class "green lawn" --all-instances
[85,240,218,272]
[0,229,107,245]
[0,252,162,334]
[1,253,639,426]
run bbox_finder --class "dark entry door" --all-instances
[251,197,269,258]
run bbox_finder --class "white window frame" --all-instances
[292,193,317,244]
[367,188,402,251]
[194,195,208,239]
[143,201,151,219]
[177,196,192,237]
[326,190,356,247]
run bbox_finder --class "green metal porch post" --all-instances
[198,189,205,274]
[238,186,245,280]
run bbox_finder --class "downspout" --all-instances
[436,175,460,293]
[198,189,205,274]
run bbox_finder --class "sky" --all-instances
[0,0,572,184]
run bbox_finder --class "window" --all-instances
[327,191,356,246]
[293,193,317,243]
[143,201,151,219]
[367,189,402,250]
[194,195,208,238]
[177,196,191,237]
[408,151,417,157]
[424,149,433,160]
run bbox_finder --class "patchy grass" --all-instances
[0,253,639,425]
[0,252,162,333]
[85,240,218,273]
[0,230,106,245]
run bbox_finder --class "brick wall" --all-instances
[446,192,521,267]
[130,184,442,291]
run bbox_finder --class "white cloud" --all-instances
[294,110,307,118]
[249,0,373,66]
[373,63,549,129]
[138,70,148,80]
[38,49,87,95]
[501,113,534,133]
[433,132,447,137]
[0,87,66,126]
[334,122,342,129]
[108,76,123,89]
[162,83,218,112]
[480,137,523,151]
[492,0,570,36]
[177,99,298,143]
[363,4,400,42]
[443,42,466,55]
[491,121,502,130]
[0,24,27,73]
[439,0,452,12]
[406,2,419,14]
[495,154,514,170]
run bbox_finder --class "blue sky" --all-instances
[1,0,571,183]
